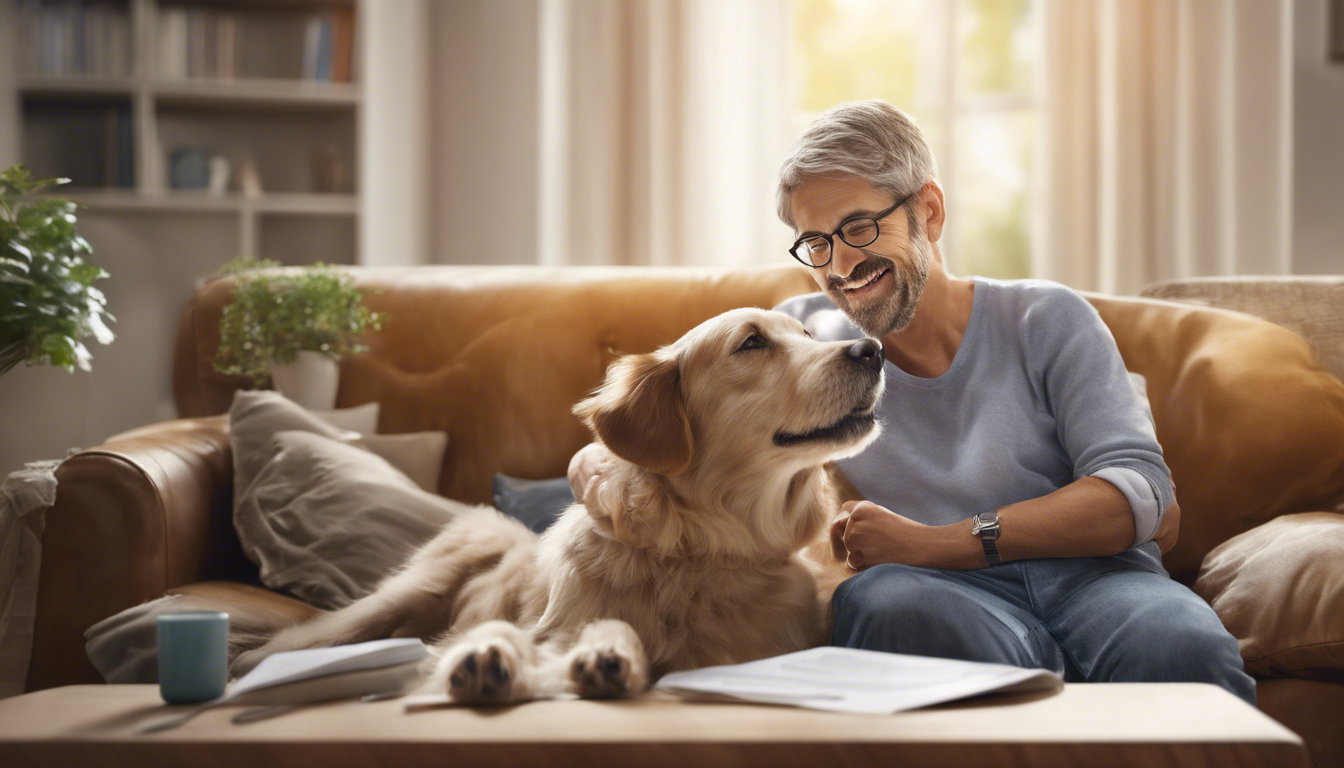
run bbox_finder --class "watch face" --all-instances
[972,512,999,537]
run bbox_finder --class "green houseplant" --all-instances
[0,165,114,377]
[212,258,384,408]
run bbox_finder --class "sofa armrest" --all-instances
[25,416,252,692]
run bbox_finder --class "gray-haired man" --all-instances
[573,100,1253,703]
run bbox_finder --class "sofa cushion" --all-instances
[235,429,483,609]
[492,474,575,533]
[1086,294,1344,577]
[356,432,450,493]
[1193,512,1344,677]
[230,389,449,494]
[84,582,318,684]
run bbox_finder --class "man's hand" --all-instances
[830,500,953,570]
[568,442,613,500]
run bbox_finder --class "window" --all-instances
[793,0,1038,280]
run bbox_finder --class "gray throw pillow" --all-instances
[230,389,448,496]
[235,430,483,609]
[230,389,364,495]
[492,474,575,534]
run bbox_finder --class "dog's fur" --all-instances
[231,308,883,703]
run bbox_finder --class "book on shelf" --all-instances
[100,104,133,188]
[156,6,354,83]
[14,0,131,78]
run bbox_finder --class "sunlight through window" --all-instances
[793,0,1038,280]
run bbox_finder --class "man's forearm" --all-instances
[833,476,1143,570]
[934,477,1137,568]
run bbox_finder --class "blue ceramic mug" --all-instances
[157,611,229,703]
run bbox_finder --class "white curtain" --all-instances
[538,0,794,268]
[1036,0,1294,295]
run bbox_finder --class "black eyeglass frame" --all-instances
[788,190,917,268]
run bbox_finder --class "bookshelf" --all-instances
[0,0,434,491]
[2,0,361,265]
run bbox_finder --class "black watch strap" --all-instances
[981,535,1001,566]
[972,511,1002,566]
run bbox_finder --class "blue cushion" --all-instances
[491,474,575,533]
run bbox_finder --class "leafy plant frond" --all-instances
[212,260,385,386]
[0,164,114,376]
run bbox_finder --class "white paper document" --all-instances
[655,646,1062,715]
[229,637,427,699]
[142,639,430,732]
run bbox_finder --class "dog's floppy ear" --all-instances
[574,351,693,476]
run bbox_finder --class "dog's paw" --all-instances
[566,619,648,699]
[443,640,521,705]
[568,646,638,699]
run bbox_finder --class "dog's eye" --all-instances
[735,333,767,353]
[802,329,814,340]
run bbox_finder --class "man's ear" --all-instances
[573,352,693,476]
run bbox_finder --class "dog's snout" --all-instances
[846,338,884,373]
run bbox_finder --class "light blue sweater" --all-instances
[775,278,1172,549]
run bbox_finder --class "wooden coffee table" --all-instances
[0,683,1306,767]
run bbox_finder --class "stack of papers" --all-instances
[655,646,1062,714]
[227,638,428,706]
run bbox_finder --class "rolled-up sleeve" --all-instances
[1028,288,1174,545]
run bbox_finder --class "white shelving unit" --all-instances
[0,0,433,488]
[4,0,361,265]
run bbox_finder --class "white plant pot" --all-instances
[270,351,340,411]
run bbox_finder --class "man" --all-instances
[573,100,1253,703]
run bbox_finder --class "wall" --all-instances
[1293,0,1344,274]
[426,0,541,266]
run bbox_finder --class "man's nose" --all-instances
[829,238,868,280]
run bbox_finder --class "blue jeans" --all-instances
[831,542,1256,705]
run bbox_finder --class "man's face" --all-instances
[789,176,932,338]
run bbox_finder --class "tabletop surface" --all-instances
[0,683,1303,745]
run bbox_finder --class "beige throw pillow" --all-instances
[230,390,448,494]
[353,432,449,493]
[312,402,379,434]
[1193,511,1344,677]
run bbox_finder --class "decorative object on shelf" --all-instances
[212,258,384,408]
[237,157,264,198]
[311,144,348,194]
[0,164,114,377]
[208,156,231,195]
[169,146,212,189]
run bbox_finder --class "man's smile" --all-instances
[840,267,892,304]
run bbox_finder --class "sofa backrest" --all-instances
[174,266,1344,581]
[175,264,819,504]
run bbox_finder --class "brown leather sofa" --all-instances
[23,265,1344,767]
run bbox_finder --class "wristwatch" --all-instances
[971,510,1002,566]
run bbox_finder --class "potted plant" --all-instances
[0,165,114,377]
[212,258,384,410]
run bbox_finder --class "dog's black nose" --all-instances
[847,338,884,372]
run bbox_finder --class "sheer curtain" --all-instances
[537,0,794,268]
[1036,0,1294,294]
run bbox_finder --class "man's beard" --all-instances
[825,228,933,337]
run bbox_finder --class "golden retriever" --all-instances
[232,308,884,703]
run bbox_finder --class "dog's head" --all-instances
[573,308,884,557]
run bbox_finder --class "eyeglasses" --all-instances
[788,191,916,268]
